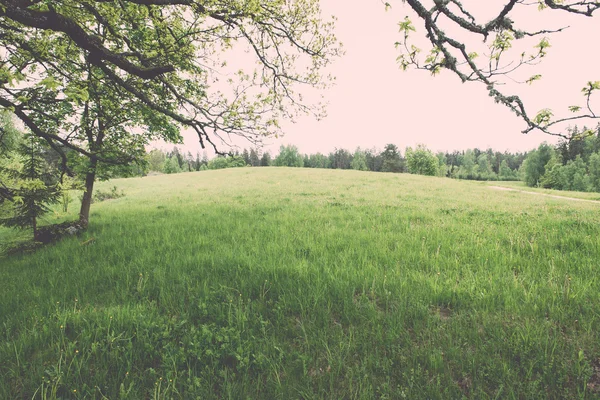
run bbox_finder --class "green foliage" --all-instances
[589,152,600,191]
[0,135,60,239]
[1,0,341,227]
[405,144,439,176]
[207,155,247,170]
[260,152,272,167]
[0,0,340,168]
[523,126,600,192]
[499,160,517,180]
[58,175,82,213]
[305,153,331,169]
[380,144,404,173]
[274,145,304,167]
[534,108,554,126]
[147,149,166,173]
[523,143,554,187]
[93,186,125,203]
[2,169,600,398]
[0,111,20,155]
[350,148,368,171]
[207,157,229,170]
[163,156,183,174]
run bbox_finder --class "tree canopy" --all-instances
[1,0,341,226]
[395,0,599,138]
[0,0,341,162]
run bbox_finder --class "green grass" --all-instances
[486,180,600,201]
[1,168,600,399]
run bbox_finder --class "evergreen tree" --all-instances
[195,152,202,171]
[380,144,403,173]
[249,149,260,167]
[242,149,251,166]
[0,135,60,240]
[260,152,272,167]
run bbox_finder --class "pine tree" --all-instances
[0,135,59,240]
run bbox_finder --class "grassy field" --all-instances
[1,168,600,399]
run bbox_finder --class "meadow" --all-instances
[1,168,600,399]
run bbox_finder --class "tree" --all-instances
[523,143,554,187]
[274,145,304,167]
[589,152,600,192]
[331,148,353,169]
[499,160,517,181]
[365,148,384,172]
[0,0,341,227]
[0,111,21,202]
[435,152,448,177]
[393,1,600,138]
[405,144,439,176]
[207,157,229,170]
[0,110,19,156]
[306,152,330,169]
[147,149,166,173]
[456,150,476,179]
[260,152,272,167]
[242,149,251,166]
[351,148,369,171]
[0,135,59,240]
[477,154,495,179]
[71,64,154,227]
[381,144,404,173]
[249,149,260,167]
[163,156,183,174]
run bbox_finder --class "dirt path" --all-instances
[488,186,600,204]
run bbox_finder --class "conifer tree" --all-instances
[0,135,59,240]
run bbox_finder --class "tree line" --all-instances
[522,125,600,192]
[146,147,272,174]
[144,142,527,182]
[149,124,600,196]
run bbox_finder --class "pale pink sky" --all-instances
[173,0,599,156]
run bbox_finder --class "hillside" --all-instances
[2,168,600,399]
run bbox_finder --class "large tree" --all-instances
[0,0,340,225]
[394,0,599,138]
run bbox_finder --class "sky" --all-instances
[169,0,600,157]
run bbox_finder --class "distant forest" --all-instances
[133,124,600,193]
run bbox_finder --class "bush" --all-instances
[93,186,125,203]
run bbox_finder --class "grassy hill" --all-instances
[2,168,600,399]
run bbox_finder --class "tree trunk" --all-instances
[79,158,97,228]
[32,215,37,241]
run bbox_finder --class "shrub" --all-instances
[93,186,125,203]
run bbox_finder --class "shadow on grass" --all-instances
[1,220,85,258]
